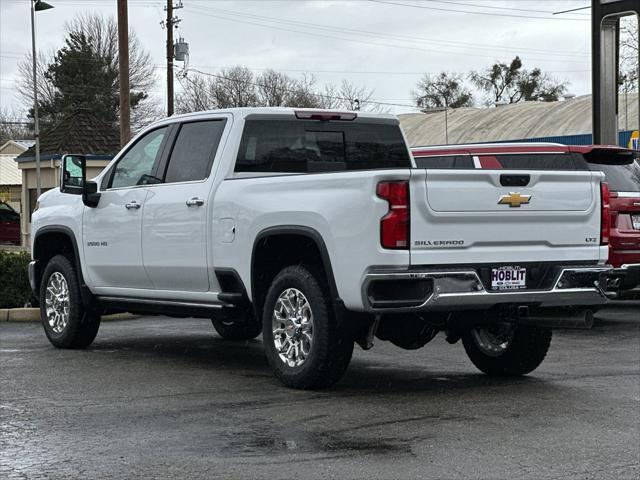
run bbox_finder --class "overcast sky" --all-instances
[1,0,595,115]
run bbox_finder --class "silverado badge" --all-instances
[498,192,531,208]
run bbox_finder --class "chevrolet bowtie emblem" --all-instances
[498,192,531,208]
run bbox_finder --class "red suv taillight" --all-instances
[600,181,611,245]
[377,181,409,249]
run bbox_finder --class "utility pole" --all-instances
[117,0,130,147]
[164,1,182,116]
[166,0,174,116]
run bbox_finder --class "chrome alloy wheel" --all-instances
[272,288,313,368]
[470,324,515,357]
[45,272,70,334]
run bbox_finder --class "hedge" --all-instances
[0,250,35,308]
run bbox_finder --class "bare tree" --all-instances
[413,72,473,109]
[256,69,293,107]
[16,49,58,125]
[176,68,378,112]
[213,66,259,108]
[0,108,32,145]
[620,16,639,90]
[470,56,567,105]
[16,12,157,129]
[286,73,330,108]
[336,80,376,111]
[176,74,217,114]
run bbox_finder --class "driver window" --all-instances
[110,127,168,188]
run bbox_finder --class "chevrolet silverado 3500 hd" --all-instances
[29,108,627,389]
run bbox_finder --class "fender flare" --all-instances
[251,225,340,302]
[33,225,93,306]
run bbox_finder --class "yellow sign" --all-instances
[628,130,639,151]
[498,192,532,208]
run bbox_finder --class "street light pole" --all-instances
[30,0,54,200]
[30,2,41,199]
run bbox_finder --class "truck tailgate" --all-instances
[409,169,605,266]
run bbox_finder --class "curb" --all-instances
[0,309,139,322]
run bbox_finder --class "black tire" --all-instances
[39,254,100,349]
[262,265,353,390]
[211,316,262,341]
[461,323,552,376]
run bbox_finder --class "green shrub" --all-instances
[0,251,35,308]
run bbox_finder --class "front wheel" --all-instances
[40,255,101,349]
[461,323,552,376]
[262,265,353,390]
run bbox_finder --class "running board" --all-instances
[96,296,233,319]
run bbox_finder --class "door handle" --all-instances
[125,201,141,210]
[186,197,204,207]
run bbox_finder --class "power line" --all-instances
[553,6,591,16]
[185,4,590,58]
[185,6,590,63]
[368,0,590,21]
[425,0,590,16]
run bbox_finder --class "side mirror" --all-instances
[83,181,101,208]
[61,154,86,194]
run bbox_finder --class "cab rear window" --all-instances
[235,120,411,173]
[478,153,578,170]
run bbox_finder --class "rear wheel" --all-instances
[461,323,551,376]
[262,265,353,389]
[40,254,100,349]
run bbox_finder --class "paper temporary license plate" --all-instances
[632,215,640,230]
[491,266,526,290]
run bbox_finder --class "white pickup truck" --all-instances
[30,108,626,389]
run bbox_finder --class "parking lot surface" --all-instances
[1,307,639,479]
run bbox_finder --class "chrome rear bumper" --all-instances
[362,266,621,313]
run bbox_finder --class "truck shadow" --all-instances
[89,321,559,397]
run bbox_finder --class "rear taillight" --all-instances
[601,182,611,245]
[377,181,409,249]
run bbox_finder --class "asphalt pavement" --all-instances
[1,307,639,479]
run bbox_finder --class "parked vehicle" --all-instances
[0,201,20,245]
[28,110,631,389]
[412,143,640,297]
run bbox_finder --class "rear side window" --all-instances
[479,153,578,170]
[414,155,474,169]
[164,120,226,183]
[587,162,640,192]
[235,120,410,173]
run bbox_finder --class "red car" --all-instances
[0,201,20,246]
[411,143,640,273]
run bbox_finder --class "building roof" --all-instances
[399,93,639,147]
[16,110,119,163]
[14,140,35,149]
